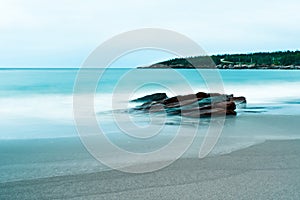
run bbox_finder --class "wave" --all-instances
[223,81,300,104]
[1,80,300,140]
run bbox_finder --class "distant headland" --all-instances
[138,50,300,69]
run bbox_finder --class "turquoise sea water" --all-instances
[1,68,300,182]
[1,68,300,138]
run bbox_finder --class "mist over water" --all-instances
[1,68,300,139]
[1,68,300,182]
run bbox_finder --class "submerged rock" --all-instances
[229,96,247,108]
[229,96,247,104]
[132,92,246,118]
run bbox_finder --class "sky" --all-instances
[0,0,299,67]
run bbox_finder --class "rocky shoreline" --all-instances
[138,64,300,70]
[217,64,300,70]
[138,50,300,69]
[131,92,246,118]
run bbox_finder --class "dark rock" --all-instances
[164,98,198,109]
[134,101,163,111]
[196,92,209,99]
[148,103,165,112]
[179,101,236,117]
[207,93,222,97]
[181,108,236,118]
[230,96,247,104]
[132,91,246,118]
[215,101,236,110]
[162,92,215,106]
[163,94,196,105]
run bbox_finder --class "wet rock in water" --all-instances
[229,96,247,108]
[230,96,247,104]
[148,103,165,112]
[131,93,168,102]
[132,92,246,118]
[181,108,237,118]
[163,94,198,105]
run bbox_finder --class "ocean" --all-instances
[1,68,300,182]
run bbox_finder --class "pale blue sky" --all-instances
[0,0,299,67]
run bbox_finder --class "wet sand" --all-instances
[1,139,300,200]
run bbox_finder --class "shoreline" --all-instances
[137,66,300,70]
[1,139,300,199]
[1,113,300,183]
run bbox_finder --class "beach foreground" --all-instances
[1,139,300,200]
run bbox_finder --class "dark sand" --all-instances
[1,140,300,199]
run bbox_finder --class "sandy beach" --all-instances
[1,0,300,199]
[1,139,300,200]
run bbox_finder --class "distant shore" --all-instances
[138,50,300,70]
[138,64,300,70]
